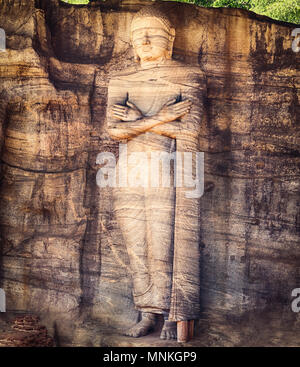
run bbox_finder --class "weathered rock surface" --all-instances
[0,0,299,346]
[0,313,54,346]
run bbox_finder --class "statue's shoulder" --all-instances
[163,60,206,89]
[166,59,205,78]
[108,64,139,81]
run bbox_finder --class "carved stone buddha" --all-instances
[106,5,206,342]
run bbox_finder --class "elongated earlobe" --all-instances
[131,36,140,63]
[169,27,175,42]
[167,28,175,59]
[133,50,140,63]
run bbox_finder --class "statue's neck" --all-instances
[139,57,168,69]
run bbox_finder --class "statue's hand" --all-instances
[156,98,192,123]
[112,101,143,122]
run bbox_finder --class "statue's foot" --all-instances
[160,320,177,340]
[124,313,156,338]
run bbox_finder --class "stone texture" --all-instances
[106,55,205,325]
[0,0,299,346]
[0,313,54,346]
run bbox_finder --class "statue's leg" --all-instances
[113,187,156,337]
[113,187,150,299]
[145,186,175,312]
[145,185,176,340]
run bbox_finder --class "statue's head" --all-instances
[130,6,175,64]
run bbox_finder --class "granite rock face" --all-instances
[0,314,54,347]
[0,0,299,346]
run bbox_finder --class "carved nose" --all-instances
[142,36,150,45]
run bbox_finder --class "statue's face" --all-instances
[131,18,173,62]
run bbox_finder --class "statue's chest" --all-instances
[124,76,181,117]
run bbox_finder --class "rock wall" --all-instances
[0,0,299,346]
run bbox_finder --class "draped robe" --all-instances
[106,59,206,321]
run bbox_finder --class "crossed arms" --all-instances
[106,71,205,141]
[108,98,191,140]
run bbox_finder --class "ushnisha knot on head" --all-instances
[131,5,173,35]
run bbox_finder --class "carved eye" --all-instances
[148,29,157,35]
[133,30,144,38]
